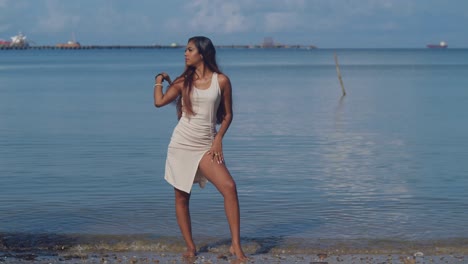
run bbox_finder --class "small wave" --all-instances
[1,233,468,255]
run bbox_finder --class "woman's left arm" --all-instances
[209,74,233,164]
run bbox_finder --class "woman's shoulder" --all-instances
[171,76,185,89]
[217,73,231,86]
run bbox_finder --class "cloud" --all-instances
[2,0,467,47]
[0,0,15,34]
[165,0,310,34]
[0,0,8,8]
[161,0,416,42]
[35,0,80,33]
[184,0,251,33]
[175,0,413,34]
[263,12,300,32]
[265,0,306,10]
[281,0,417,32]
[88,4,154,40]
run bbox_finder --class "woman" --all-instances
[153,36,247,261]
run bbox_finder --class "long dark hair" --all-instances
[175,36,225,124]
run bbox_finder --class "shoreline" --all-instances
[1,252,466,264]
[1,250,467,264]
[1,233,467,263]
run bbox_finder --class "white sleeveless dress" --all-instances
[164,73,221,193]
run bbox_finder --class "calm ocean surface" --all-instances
[1,48,468,249]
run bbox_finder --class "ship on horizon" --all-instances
[0,32,29,47]
[427,41,448,49]
[56,32,81,48]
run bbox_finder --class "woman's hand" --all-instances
[207,138,224,164]
[155,72,172,84]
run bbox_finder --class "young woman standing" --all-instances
[153,36,247,261]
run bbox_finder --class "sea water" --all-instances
[1,48,467,251]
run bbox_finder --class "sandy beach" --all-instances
[1,250,467,263]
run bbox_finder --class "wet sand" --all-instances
[1,235,467,263]
[1,251,467,264]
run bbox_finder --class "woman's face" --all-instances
[185,41,203,67]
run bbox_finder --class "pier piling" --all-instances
[334,53,346,96]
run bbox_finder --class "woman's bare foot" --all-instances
[182,247,197,258]
[230,245,248,261]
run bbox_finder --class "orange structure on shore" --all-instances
[56,33,81,48]
[56,40,81,48]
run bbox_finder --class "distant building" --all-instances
[0,39,11,46]
[56,41,81,49]
[262,37,274,48]
[56,33,81,48]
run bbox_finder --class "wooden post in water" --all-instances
[334,53,346,96]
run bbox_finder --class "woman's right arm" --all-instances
[154,73,181,108]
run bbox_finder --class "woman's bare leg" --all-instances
[198,155,247,261]
[174,188,197,257]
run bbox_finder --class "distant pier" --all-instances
[0,44,317,50]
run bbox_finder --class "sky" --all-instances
[1,0,467,48]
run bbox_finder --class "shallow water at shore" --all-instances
[2,233,468,254]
